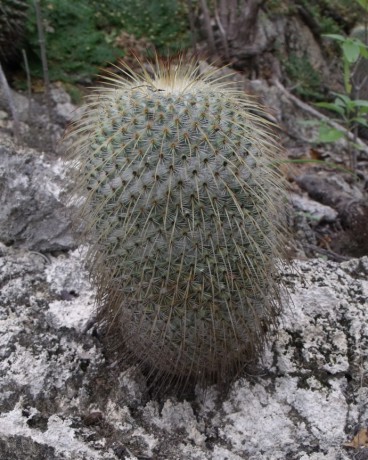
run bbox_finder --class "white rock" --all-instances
[290,192,338,224]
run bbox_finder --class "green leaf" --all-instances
[350,37,368,48]
[317,126,345,143]
[314,102,345,115]
[334,95,349,106]
[352,99,368,107]
[360,46,368,58]
[342,39,361,63]
[331,92,350,100]
[353,117,368,127]
[334,93,351,105]
[323,34,346,42]
[356,106,368,114]
[355,0,368,12]
[334,94,354,111]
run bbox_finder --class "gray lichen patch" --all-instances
[0,138,76,252]
[0,244,367,459]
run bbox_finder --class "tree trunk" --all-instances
[198,0,268,65]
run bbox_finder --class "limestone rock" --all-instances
[0,136,76,252]
[0,243,367,459]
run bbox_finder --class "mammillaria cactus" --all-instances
[0,0,28,62]
[68,61,290,387]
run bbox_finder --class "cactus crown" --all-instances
[68,60,290,389]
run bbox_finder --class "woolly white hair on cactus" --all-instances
[67,59,290,389]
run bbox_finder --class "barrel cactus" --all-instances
[68,61,290,387]
[0,0,28,62]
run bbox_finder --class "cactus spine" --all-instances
[69,61,289,386]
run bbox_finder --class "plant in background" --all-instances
[92,0,190,54]
[284,52,324,100]
[25,0,123,83]
[265,0,363,33]
[314,2,368,172]
[298,0,363,34]
[67,60,290,388]
[23,0,190,85]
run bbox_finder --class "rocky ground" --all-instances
[0,73,368,459]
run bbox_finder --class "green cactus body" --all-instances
[69,62,289,385]
[0,0,28,61]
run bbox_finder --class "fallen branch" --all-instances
[304,244,352,262]
[273,78,368,158]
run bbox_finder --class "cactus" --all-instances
[68,61,289,387]
[0,0,28,62]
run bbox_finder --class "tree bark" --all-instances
[186,0,198,55]
[0,64,20,143]
[199,0,216,57]
[197,0,268,65]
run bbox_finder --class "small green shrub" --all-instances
[312,29,368,171]
[92,0,190,53]
[266,0,362,33]
[26,0,123,83]
[24,0,190,84]
[284,53,324,99]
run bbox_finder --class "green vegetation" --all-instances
[24,0,190,84]
[92,0,190,53]
[26,0,123,83]
[270,0,365,101]
[297,0,361,35]
[284,53,324,99]
[313,27,368,170]
[266,0,362,32]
